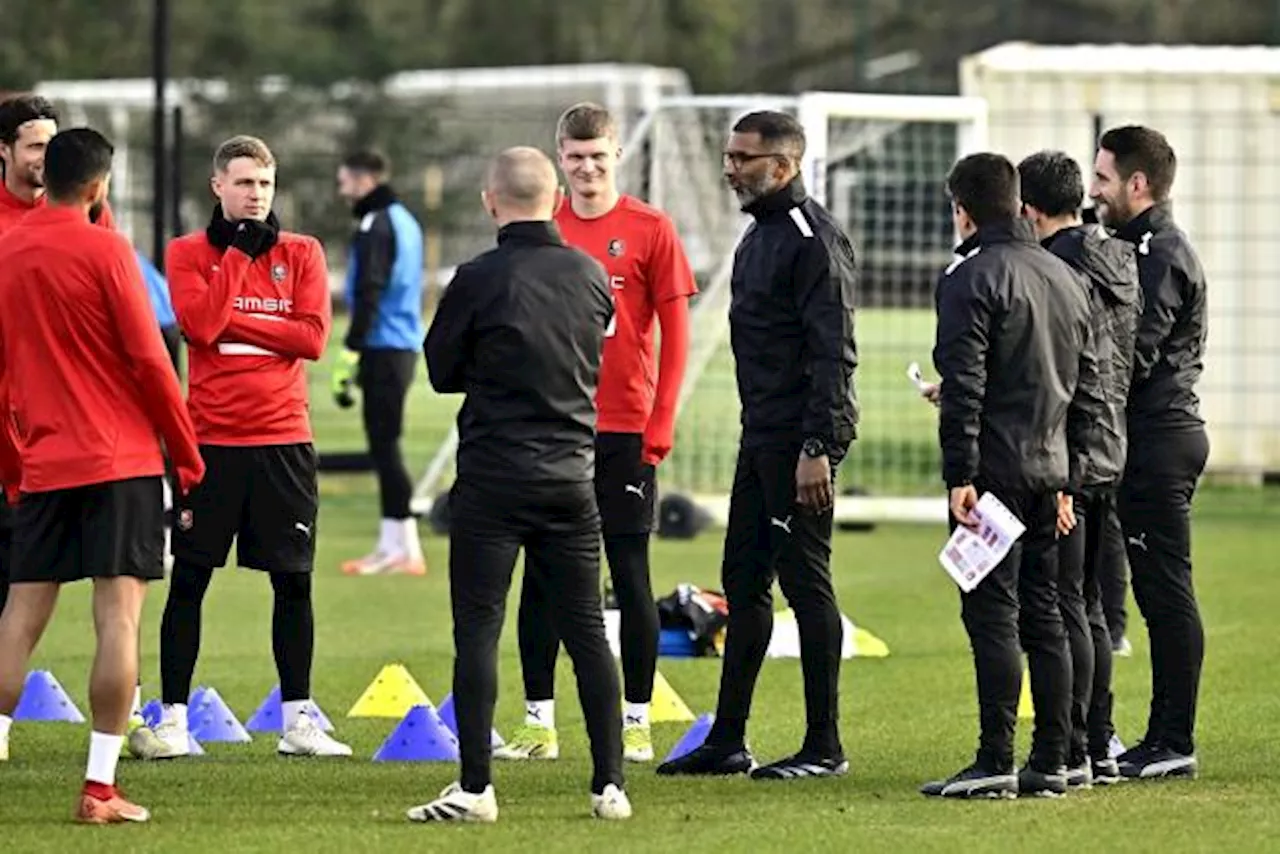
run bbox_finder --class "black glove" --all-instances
[230,218,278,259]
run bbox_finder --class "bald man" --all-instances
[411,147,629,824]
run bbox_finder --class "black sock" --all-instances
[160,560,215,705]
[270,572,314,701]
[604,533,658,705]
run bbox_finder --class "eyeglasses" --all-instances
[722,151,788,169]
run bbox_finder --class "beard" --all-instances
[1097,194,1133,229]
[730,172,777,209]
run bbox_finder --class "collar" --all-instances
[955,217,1037,255]
[205,204,282,251]
[497,220,563,246]
[1115,202,1173,243]
[22,203,90,225]
[352,184,397,219]
[1040,222,1089,249]
[742,176,808,220]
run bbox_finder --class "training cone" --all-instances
[648,671,695,723]
[435,693,505,747]
[137,699,205,756]
[188,686,251,743]
[1018,667,1034,720]
[347,664,433,719]
[664,713,715,762]
[13,670,86,723]
[372,704,459,762]
[246,686,335,733]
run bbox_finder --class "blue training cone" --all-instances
[13,670,86,723]
[664,713,715,763]
[139,699,205,756]
[435,693,505,748]
[188,686,251,743]
[245,686,335,733]
[372,704,459,762]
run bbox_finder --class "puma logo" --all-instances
[295,522,311,536]
[625,715,643,726]
[526,706,542,720]
[624,483,646,499]
[770,515,793,534]
[1128,532,1148,552]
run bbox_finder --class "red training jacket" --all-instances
[166,229,332,446]
[0,206,204,498]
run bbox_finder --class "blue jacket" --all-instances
[343,185,424,351]
[136,250,177,327]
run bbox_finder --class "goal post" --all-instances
[412,90,989,526]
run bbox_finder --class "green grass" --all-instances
[0,480,1277,852]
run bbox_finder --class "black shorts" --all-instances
[172,444,318,574]
[11,476,165,584]
[594,432,656,537]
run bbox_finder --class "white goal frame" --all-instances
[411,90,989,526]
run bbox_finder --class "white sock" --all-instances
[282,700,311,732]
[0,713,12,741]
[377,519,398,555]
[131,684,142,717]
[623,702,650,729]
[400,518,423,562]
[86,731,124,785]
[525,700,554,729]
[163,703,188,730]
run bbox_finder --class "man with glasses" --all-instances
[657,109,859,781]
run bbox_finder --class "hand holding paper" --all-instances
[938,492,1027,593]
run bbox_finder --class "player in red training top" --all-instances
[0,94,119,616]
[0,94,118,235]
[496,103,697,765]
[150,135,352,760]
[0,128,204,824]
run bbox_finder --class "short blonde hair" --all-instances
[555,102,617,145]
[214,135,275,173]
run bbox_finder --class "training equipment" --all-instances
[664,713,715,763]
[246,686,336,733]
[649,671,696,723]
[766,608,891,659]
[347,663,433,718]
[13,670,86,723]
[372,705,459,762]
[412,88,988,526]
[187,686,252,743]
[1018,666,1034,721]
[434,693,504,747]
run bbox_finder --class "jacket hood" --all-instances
[1047,224,1140,307]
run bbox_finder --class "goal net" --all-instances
[413,91,988,525]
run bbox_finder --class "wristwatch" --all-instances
[801,437,827,459]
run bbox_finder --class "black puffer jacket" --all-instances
[1044,225,1142,489]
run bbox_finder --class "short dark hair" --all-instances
[44,128,114,202]
[731,110,806,159]
[341,149,390,178]
[1017,150,1084,218]
[1098,125,1177,202]
[556,102,617,144]
[946,152,1020,226]
[0,93,58,145]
